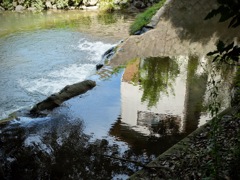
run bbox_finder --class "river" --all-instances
[0,10,132,119]
[0,9,233,179]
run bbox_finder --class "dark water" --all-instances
[0,11,233,179]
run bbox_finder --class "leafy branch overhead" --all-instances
[204,0,240,28]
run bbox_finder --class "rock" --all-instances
[114,0,128,6]
[82,0,99,6]
[96,64,104,70]
[17,0,24,5]
[15,5,25,11]
[119,0,129,8]
[45,1,52,8]
[12,1,17,7]
[134,26,153,35]
[102,46,115,60]
[69,6,75,10]
[52,4,57,9]
[30,80,96,114]
[80,5,98,10]
[133,1,146,9]
[28,7,37,11]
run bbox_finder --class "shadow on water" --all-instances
[116,55,232,157]
[161,0,240,44]
[183,56,208,133]
[0,115,145,179]
[0,55,233,179]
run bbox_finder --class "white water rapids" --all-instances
[0,29,115,119]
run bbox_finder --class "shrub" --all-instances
[98,0,115,12]
[129,0,166,35]
[1,0,13,10]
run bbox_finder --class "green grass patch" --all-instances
[129,0,166,35]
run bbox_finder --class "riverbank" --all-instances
[109,0,240,67]
[107,0,240,178]
[1,0,239,178]
[0,0,160,12]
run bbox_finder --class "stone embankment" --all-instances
[109,0,240,67]
[107,0,240,178]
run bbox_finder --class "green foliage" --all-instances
[98,0,115,12]
[1,0,13,10]
[55,0,69,9]
[31,0,44,10]
[129,0,166,35]
[68,0,82,6]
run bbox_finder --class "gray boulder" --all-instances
[15,5,25,11]
[82,0,98,6]
[133,1,146,9]
[45,1,52,8]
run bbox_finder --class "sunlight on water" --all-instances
[18,38,115,96]
[0,31,116,119]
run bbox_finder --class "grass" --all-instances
[129,0,166,35]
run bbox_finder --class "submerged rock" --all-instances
[30,80,96,114]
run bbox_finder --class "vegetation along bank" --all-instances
[0,0,163,12]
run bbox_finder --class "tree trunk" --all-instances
[30,80,96,114]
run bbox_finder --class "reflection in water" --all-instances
[140,57,180,107]
[0,115,147,179]
[109,118,186,156]
[97,13,117,25]
[0,10,134,120]
[0,55,234,179]
[137,111,181,136]
[117,55,232,157]
[0,10,134,40]
[183,56,208,133]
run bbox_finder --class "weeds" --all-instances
[129,0,166,35]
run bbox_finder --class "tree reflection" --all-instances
[0,116,151,179]
[140,57,180,107]
[183,56,208,133]
[97,13,118,25]
[109,115,187,156]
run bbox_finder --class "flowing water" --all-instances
[0,10,132,119]
[0,10,234,179]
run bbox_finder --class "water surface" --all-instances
[0,10,133,119]
[0,10,234,179]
